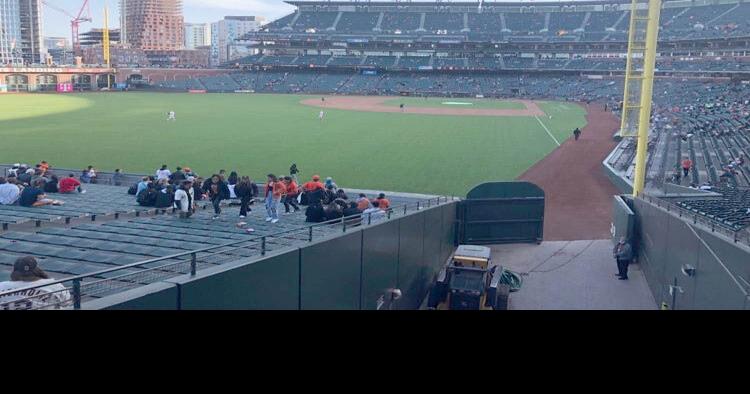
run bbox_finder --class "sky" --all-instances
[43,0,297,38]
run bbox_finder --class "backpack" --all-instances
[128,184,138,195]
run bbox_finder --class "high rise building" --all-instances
[184,23,210,50]
[0,0,43,65]
[210,16,265,66]
[120,0,184,51]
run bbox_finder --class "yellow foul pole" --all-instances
[631,0,661,197]
[103,5,111,88]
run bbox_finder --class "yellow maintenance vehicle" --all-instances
[427,245,521,310]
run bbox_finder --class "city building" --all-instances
[44,36,70,65]
[210,16,265,66]
[0,0,43,65]
[120,0,184,51]
[80,29,121,47]
[184,23,210,50]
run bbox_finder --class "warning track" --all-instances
[518,103,621,241]
[301,96,545,117]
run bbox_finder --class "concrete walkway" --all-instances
[491,240,656,310]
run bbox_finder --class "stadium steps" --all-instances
[664,7,692,28]
[707,3,740,26]
[287,11,301,30]
[462,12,469,32]
[610,11,629,31]
[373,12,384,31]
[580,12,591,31]
[543,13,551,33]
[329,11,343,31]
[500,13,509,32]
[417,12,426,32]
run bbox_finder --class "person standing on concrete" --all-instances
[613,237,633,280]
[681,157,693,178]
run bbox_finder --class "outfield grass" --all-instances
[0,93,587,195]
[382,97,526,109]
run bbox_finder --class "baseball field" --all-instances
[0,92,587,196]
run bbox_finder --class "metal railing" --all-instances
[0,196,459,310]
[642,194,750,248]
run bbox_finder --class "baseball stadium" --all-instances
[1,0,749,310]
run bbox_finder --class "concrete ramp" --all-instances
[491,240,656,310]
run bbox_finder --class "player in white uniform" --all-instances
[0,256,71,310]
[319,110,325,121]
[167,111,176,121]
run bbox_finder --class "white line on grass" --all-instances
[535,116,561,147]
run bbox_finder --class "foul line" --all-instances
[535,116,561,147]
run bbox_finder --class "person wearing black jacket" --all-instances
[234,176,258,218]
[203,175,230,219]
[170,167,186,184]
[154,185,175,210]
[44,174,59,193]
[137,184,158,207]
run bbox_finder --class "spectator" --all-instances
[204,175,230,219]
[375,193,391,211]
[154,185,175,210]
[323,184,337,205]
[235,176,258,218]
[60,174,86,193]
[155,165,171,181]
[681,157,693,177]
[343,201,362,226]
[17,169,34,185]
[7,163,21,177]
[183,167,195,178]
[30,169,49,187]
[324,203,343,221]
[283,176,300,214]
[136,183,158,207]
[613,237,634,280]
[0,256,72,310]
[363,201,386,224]
[264,174,285,223]
[39,161,50,173]
[19,179,61,207]
[135,176,150,196]
[289,163,300,183]
[356,193,372,211]
[325,177,338,191]
[192,177,205,201]
[80,168,91,183]
[303,175,325,192]
[173,180,194,219]
[112,169,125,186]
[170,167,186,184]
[87,166,98,184]
[305,201,326,223]
[335,189,348,201]
[227,171,239,186]
[43,174,59,193]
[218,169,227,182]
[0,177,20,205]
[573,128,582,141]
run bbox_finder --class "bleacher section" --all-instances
[0,163,444,305]
[255,1,750,41]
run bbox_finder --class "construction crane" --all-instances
[42,0,92,56]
